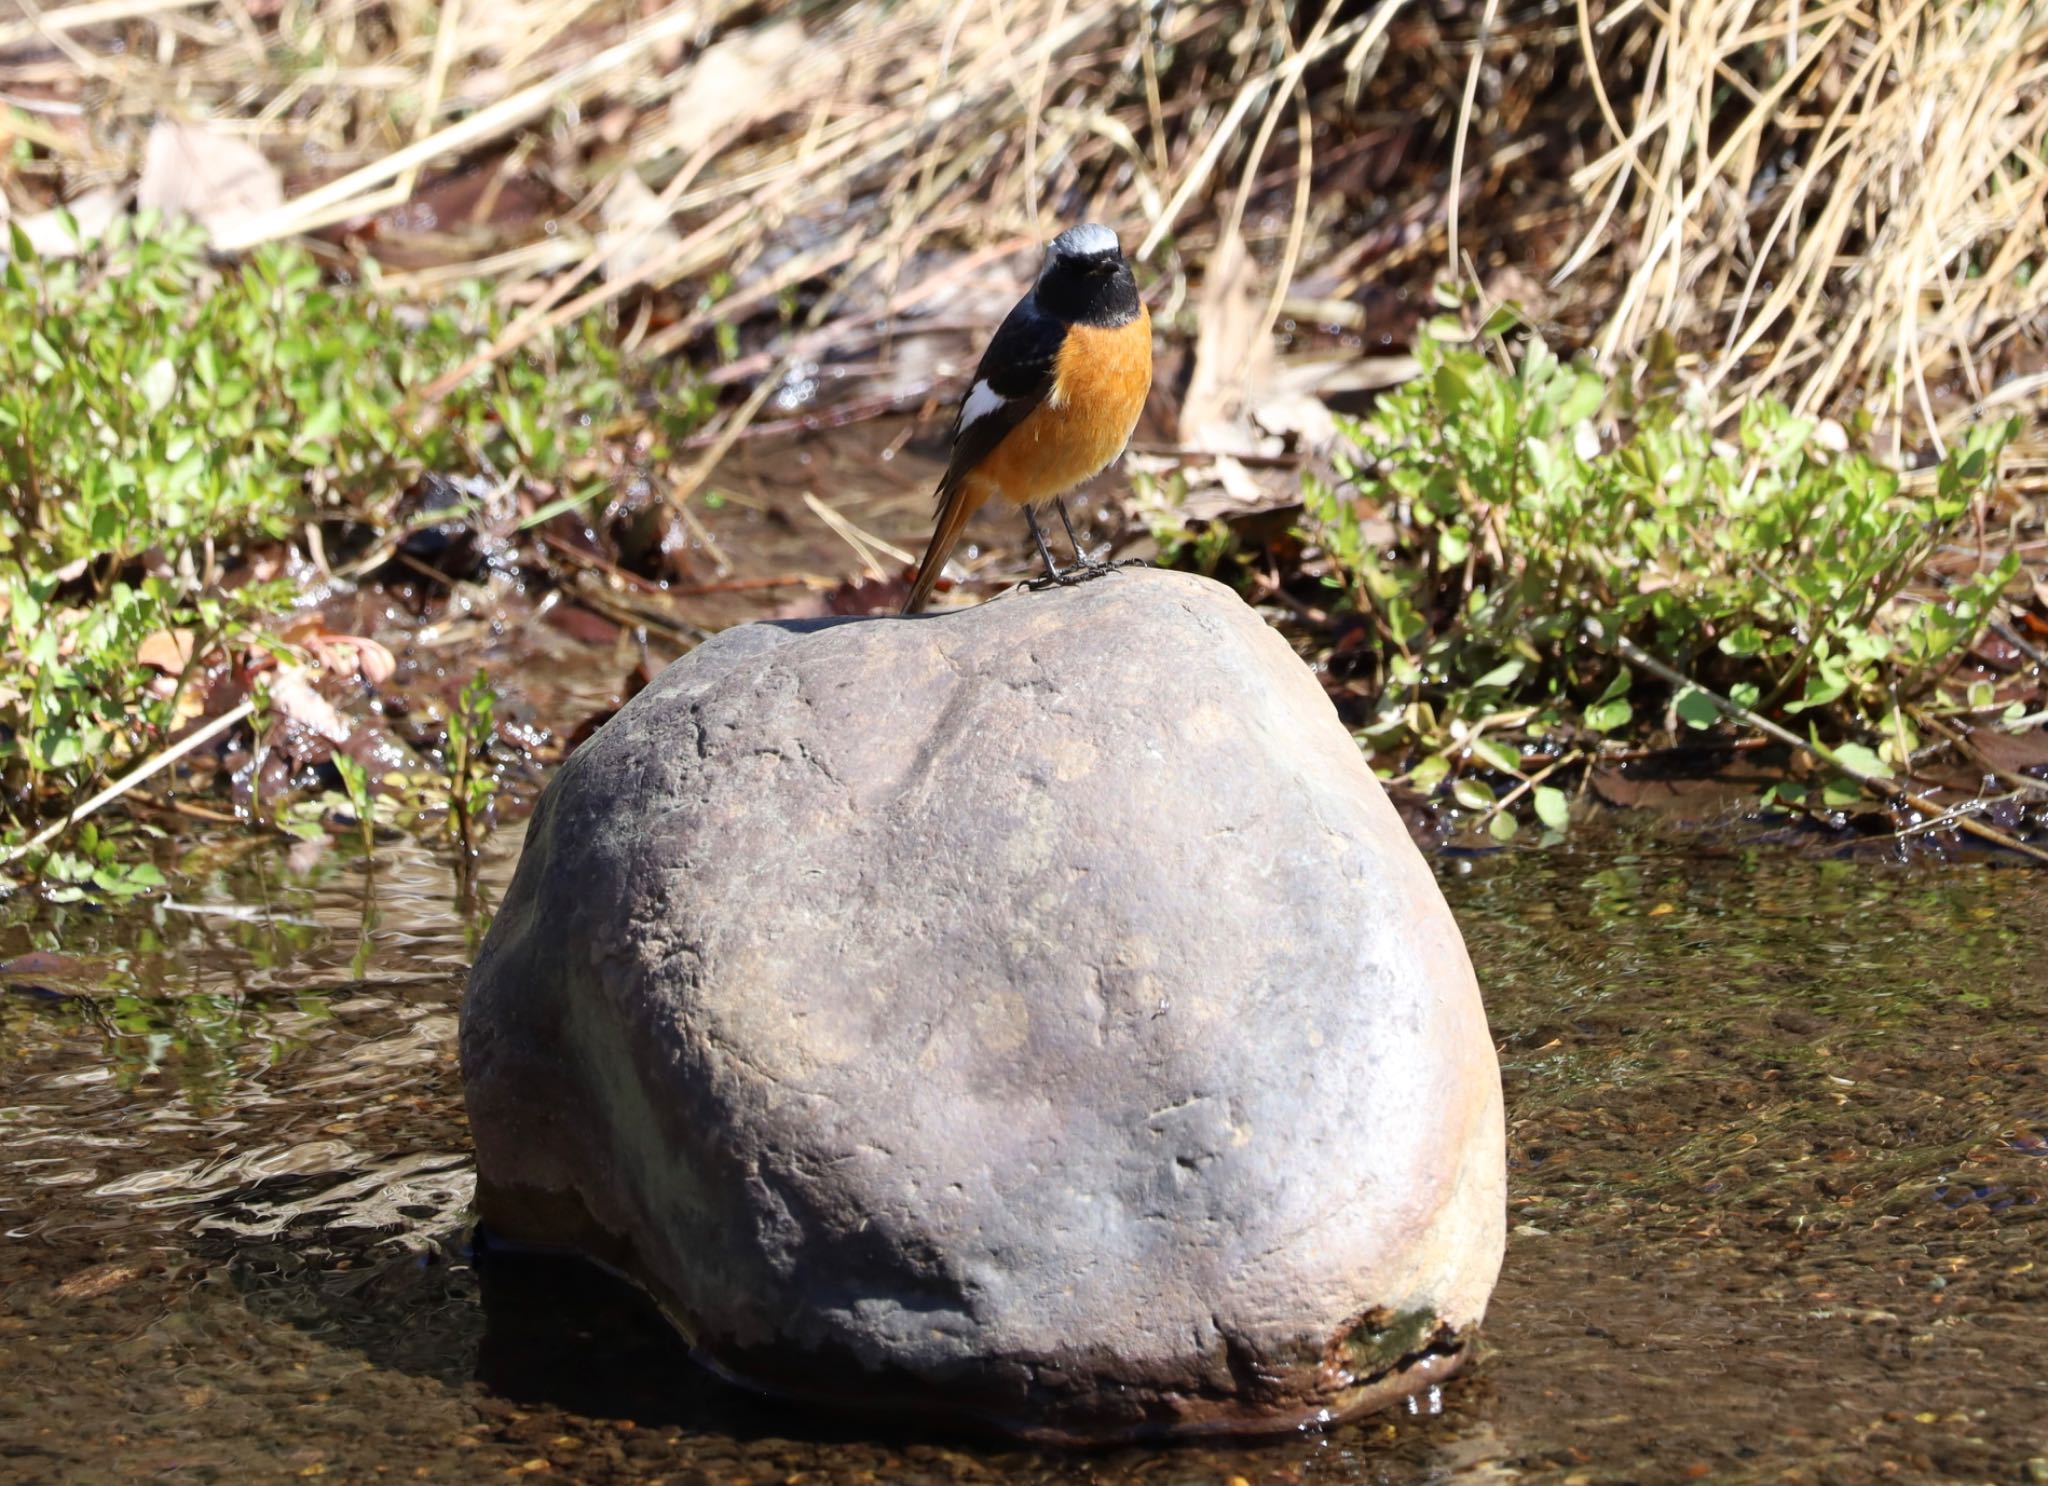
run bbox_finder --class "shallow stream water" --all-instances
[2,824,2043,1484]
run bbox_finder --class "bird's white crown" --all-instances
[1051,223,1120,258]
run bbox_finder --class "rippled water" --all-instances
[2,826,2042,1484]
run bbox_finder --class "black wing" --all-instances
[938,294,1064,492]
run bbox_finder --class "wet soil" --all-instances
[3,822,2043,1485]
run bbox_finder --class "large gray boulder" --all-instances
[461,568,1504,1442]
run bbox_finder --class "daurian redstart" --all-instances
[901,223,1153,615]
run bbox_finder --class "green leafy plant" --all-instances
[332,751,376,856]
[0,214,700,884]
[38,822,168,903]
[443,670,500,856]
[1306,323,2021,833]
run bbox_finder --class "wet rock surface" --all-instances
[460,569,1505,1441]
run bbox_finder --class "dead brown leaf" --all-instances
[1177,223,1269,454]
[137,629,197,674]
[277,617,397,686]
[666,21,811,143]
[596,169,681,285]
[270,666,350,743]
[1249,389,1338,455]
[10,186,125,261]
[1967,727,2048,779]
[136,121,283,246]
[309,634,398,686]
[352,638,397,686]
[1163,229,1355,521]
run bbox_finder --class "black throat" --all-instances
[1035,257,1142,329]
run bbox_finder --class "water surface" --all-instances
[2,827,2042,1483]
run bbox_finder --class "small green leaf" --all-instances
[1470,736,1522,774]
[1533,785,1570,831]
[1452,776,1496,810]
[139,357,177,415]
[292,401,345,458]
[1480,303,1522,338]
[1433,359,1477,408]
[1821,775,1864,809]
[1826,741,1891,781]
[1555,368,1606,427]
[1718,624,1765,658]
[1488,811,1519,842]
[1408,751,1453,794]
[1785,674,1849,713]
[1584,698,1633,733]
[1674,688,1719,730]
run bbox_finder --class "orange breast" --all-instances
[967,305,1153,509]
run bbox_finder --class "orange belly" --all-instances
[966,306,1153,509]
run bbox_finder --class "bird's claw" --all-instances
[1027,556,1134,592]
[1026,569,1087,591]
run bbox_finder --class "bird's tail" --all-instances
[901,477,980,615]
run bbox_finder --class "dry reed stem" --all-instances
[1446,0,1499,278]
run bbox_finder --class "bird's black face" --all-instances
[1036,225,1141,327]
[1059,247,1123,277]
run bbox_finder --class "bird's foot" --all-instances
[1026,556,1135,591]
[1025,567,1088,591]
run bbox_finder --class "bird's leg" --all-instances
[1055,498,1096,569]
[1023,506,1080,588]
[1064,495,1130,577]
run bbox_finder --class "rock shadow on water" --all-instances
[471,1242,1026,1449]
[463,1240,1507,1473]
[186,1159,1062,1453]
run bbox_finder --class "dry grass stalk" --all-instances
[1562,0,2048,447]
[0,0,213,51]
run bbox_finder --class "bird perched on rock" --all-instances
[901,223,1153,615]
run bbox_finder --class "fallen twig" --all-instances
[803,491,915,578]
[1477,748,1583,828]
[0,701,256,871]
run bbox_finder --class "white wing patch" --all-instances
[957,379,1007,435]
